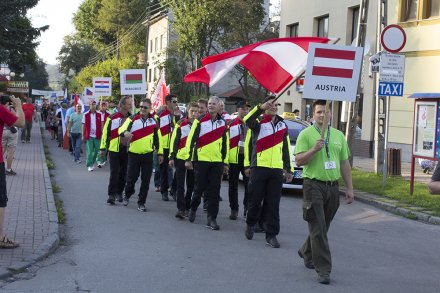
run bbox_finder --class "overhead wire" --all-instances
[88,1,173,65]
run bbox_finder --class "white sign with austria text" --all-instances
[120,69,146,95]
[303,43,364,102]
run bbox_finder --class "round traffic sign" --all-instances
[381,25,406,53]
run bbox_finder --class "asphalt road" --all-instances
[1,139,440,292]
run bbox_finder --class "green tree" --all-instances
[73,0,118,53]
[70,57,138,101]
[57,34,98,76]
[24,58,50,91]
[0,0,48,72]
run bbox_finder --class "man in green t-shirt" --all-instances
[294,99,354,285]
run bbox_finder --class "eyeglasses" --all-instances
[171,100,178,104]
[140,106,150,109]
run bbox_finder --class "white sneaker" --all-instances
[88,167,94,172]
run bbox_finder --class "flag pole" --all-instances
[131,94,135,114]
[272,37,341,102]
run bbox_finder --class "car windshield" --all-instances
[284,119,309,144]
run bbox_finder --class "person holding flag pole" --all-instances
[294,100,354,285]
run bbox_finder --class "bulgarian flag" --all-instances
[184,37,331,94]
[125,74,143,84]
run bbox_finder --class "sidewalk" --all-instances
[0,122,59,278]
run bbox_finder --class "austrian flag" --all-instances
[184,37,330,94]
[312,48,355,78]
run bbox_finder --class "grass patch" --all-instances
[46,159,55,170]
[55,198,66,224]
[52,182,61,194]
[348,168,440,217]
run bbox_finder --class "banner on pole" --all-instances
[93,77,112,96]
[303,43,364,102]
[120,69,146,95]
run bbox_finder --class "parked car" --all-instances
[239,113,309,190]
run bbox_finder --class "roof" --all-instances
[408,93,440,99]
[218,86,259,98]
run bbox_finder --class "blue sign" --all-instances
[378,82,404,96]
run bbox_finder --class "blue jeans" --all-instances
[70,133,82,161]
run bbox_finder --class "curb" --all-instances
[0,126,59,280]
[340,187,440,225]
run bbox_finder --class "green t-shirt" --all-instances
[69,112,84,134]
[294,125,350,181]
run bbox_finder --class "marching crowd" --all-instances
[1,92,354,285]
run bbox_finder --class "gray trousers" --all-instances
[21,121,32,142]
[300,178,340,276]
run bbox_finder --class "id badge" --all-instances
[324,161,336,170]
[238,141,245,147]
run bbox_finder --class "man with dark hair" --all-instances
[293,109,300,120]
[21,97,36,143]
[156,94,179,201]
[294,99,354,285]
[0,94,24,248]
[169,102,198,219]
[82,101,103,171]
[227,100,250,220]
[101,96,133,205]
[197,99,207,117]
[119,99,162,212]
[185,96,229,230]
[244,96,293,248]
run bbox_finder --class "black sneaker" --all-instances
[243,208,247,218]
[107,196,115,205]
[266,236,280,248]
[162,192,169,201]
[318,274,330,285]
[5,169,17,176]
[229,210,238,220]
[188,210,196,222]
[175,210,185,219]
[138,204,147,212]
[298,249,315,269]
[123,196,129,206]
[206,217,219,230]
[117,194,123,203]
[245,225,254,240]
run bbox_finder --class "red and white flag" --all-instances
[312,48,355,79]
[184,37,330,94]
[152,71,169,110]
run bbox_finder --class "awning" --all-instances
[408,93,440,99]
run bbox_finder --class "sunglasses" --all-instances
[171,100,178,103]
[140,106,150,109]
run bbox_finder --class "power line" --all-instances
[88,1,172,65]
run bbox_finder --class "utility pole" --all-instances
[374,0,387,174]
[345,0,369,166]
[145,3,151,94]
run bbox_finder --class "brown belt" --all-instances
[306,178,339,186]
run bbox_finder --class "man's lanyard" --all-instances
[314,125,331,160]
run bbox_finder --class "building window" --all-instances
[403,0,419,21]
[317,15,329,37]
[286,23,299,37]
[148,68,152,82]
[351,7,360,43]
[150,40,153,53]
[400,0,440,21]
[155,37,158,52]
[426,0,440,18]
[160,35,164,49]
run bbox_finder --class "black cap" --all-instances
[236,100,251,109]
